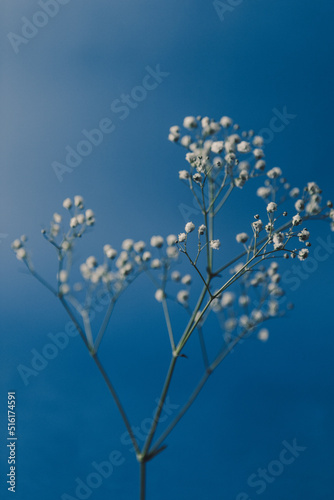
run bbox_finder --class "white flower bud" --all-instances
[258,328,269,342]
[236,232,248,243]
[185,222,195,233]
[181,274,192,285]
[63,198,72,210]
[74,196,84,208]
[59,270,68,283]
[210,239,221,250]
[155,289,164,302]
[150,236,164,248]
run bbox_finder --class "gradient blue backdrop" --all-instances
[1,1,334,499]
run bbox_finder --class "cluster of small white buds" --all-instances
[266,202,277,213]
[63,198,72,210]
[104,244,117,260]
[11,237,27,261]
[74,196,84,209]
[177,289,189,305]
[236,232,248,244]
[198,225,206,236]
[185,222,195,234]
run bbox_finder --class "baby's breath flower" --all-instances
[236,232,248,243]
[185,222,195,234]
[193,173,202,184]
[239,295,250,307]
[134,241,145,253]
[185,152,196,164]
[177,289,189,305]
[85,209,95,226]
[257,187,271,199]
[142,251,151,261]
[211,141,224,154]
[122,239,134,251]
[237,141,251,153]
[151,259,161,269]
[289,188,300,198]
[181,274,192,285]
[155,289,164,302]
[258,328,269,342]
[63,198,72,210]
[272,232,284,250]
[220,116,232,128]
[252,220,263,233]
[255,160,266,171]
[150,235,164,248]
[183,116,197,129]
[16,248,26,260]
[252,136,264,147]
[76,214,85,225]
[253,148,264,159]
[221,292,234,307]
[198,224,206,235]
[59,283,70,295]
[171,271,181,282]
[298,248,309,261]
[179,170,190,180]
[180,135,192,147]
[53,213,62,223]
[266,202,277,213]
[298,229,310,242]
[11,239,22,250]
[86,256,97,269]
[166,246,178,259]
[267,167,282,179]
[210,239,221,250]
[70,217,78,228]
[74,196,84,209]
[167,234,177,246]
[307,182,321,195]
[104,244,117,259]
[62,240,71,251]
[59,270,68,283]
[294,199,305,212]
[292,214,302,226]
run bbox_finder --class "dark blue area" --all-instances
[1,1,334,499]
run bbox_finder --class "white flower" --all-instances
[63,198,72,210]
[74,195,84,209]
[86,256,97,269]
[258,328,269,342]
[179,170,190,180]
[298,229,310,242]
[171,271,181,282]
[80,263,90,279]
[70,217,78,228]
[16,248,26,260]
[59,270,68,283]
[185,152,196,163]
[181,274,192,285]
[305,199,321,215]
[298,248,309,261]
[183,116,197,129]
[178,232,186,243]
[252,136,264,147]
[53,213,62,223]
[193,173,202,184]
[294,199,305,212]
[237,141,251,153]
[59,283,70,295]
[150,235,164,248]
[289,188,300,198]
[177,290,189,305]
[252,220,263,233]
[155,289,165,302]
[266,202,277,213]
[292,214,302,226]
[221,292,234,307]
[198,224,206,235]
[11,239,22,250]
[257,187,271,199]
[180,135,192,147]
[104,244,117,259]
[185,222,195,233]
[236,232,248,243]
[272,232,284,250]
[166,246,178,259]
[267,167,282,179]
[239,295,250,307]
[211,141,224,154]
[77,214,85,225]
[169,125,180,136]
[85,209,94,219]
[210,239,221,250]
[167,234,177,246]
[220,116,232,128]
[122,239,134,251]
[253,148,264,159]
[151,258,161,269]
[62,240,71,251]
[142,251,151,261]
[134,241,145,253]
[307,182,321,195]
[225,318,237,331]
[255,160,266,171]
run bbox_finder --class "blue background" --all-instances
[1,0,334,499]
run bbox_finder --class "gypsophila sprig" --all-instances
[11,113,334,500]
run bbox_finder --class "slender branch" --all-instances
[140,460,146,500]
[59,296,90,350]
[162,298,175,351]
[92,353,141,456]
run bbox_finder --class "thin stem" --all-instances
[142,356,177,456]
[92,353,141,456]
[59,296,90,350]
[140,460,146,500]
[162,297,175,351]
[213,183,234,216]
[94,298,116,352]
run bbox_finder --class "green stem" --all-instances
[140,460,146,500]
